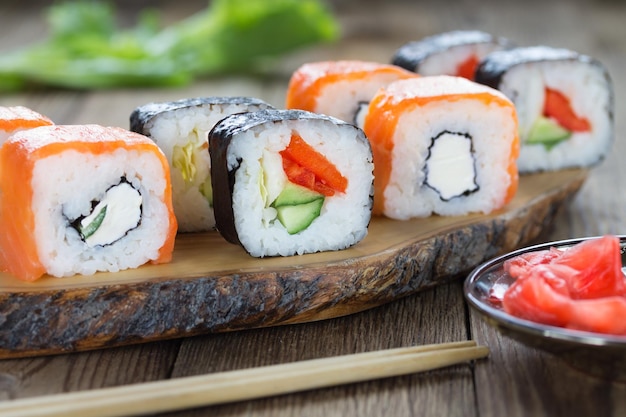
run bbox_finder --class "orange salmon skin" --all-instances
[286,60,418,111]
[0,124,177,281]
[0,106,53,130]
[0,106,53,145]
[363,76,519,215]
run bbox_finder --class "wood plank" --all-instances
[66,78,273,128]
[165,281,477,416]
[1,0,625,415]
[0,3,48,52]
[470,314,626,417]
[0,281,476,415]
[0,169,586,358]
[463,0,626,413]
[0,340,182,401]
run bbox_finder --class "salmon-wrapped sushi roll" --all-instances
[475,46,613,173]
[285,60,418,128]
[0,124,177,281]
[392,30,513,79]
[364,75,519,220]
[0,105,53,147]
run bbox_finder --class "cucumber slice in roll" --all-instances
[275,199,324,234]
[527,115,572,149]
[272,182,324,234]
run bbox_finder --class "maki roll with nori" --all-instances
[475,46,613,172]
[209,109,374,257]
[0,124,177,281]
[285,60,417,128]
[392,30,513,79]
[130,96,274,232]
[363,75,519,220]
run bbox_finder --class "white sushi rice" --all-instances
[144,102,268,232]
[31,148,171,277]
[499,59,612,172]
[226,119,373,257]
[382,86,517,219]
[417,43,502,76]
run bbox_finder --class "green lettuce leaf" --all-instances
[0,0,339,91]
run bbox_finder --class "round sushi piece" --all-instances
[130,96,274,232]
[285,60,418,129]
[364,75,519,220]
[392,30,513,79]
[0,105,53,147]
[209,109,374,257]
[0,124,177,281]
[475,46,613,173]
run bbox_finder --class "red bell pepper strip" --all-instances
[280,134,348,196]
[543,88,591,132]
[456,54,479,79]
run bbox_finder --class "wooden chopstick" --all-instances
[0,340,488,417]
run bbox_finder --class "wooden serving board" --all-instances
[0,169,587,358]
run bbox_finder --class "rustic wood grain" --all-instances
[0,340,182,401]
[1,0,626,416]
[164,282,476,417]
[0,169,585,358]
[470,314,626,417]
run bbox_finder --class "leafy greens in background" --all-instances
[0,0,339,91]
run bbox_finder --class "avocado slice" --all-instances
[527,115,572,150]
[272,183,325,234]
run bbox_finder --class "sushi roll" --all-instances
[209,109,374,257]
[0,105,53,147]
[364,75,519,220]
[285,60,418,129]
[475,46,613,172]
[130,96,274,232]
[392,30,513,79]
[0,124,177,281]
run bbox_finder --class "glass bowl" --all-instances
[464,235,626,380]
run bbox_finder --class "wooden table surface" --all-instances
[2,0,626,416]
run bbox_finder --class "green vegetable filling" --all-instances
[172,138,213,206]
[200,177,213,206]
[172,142,198,183]
[78,205,107,239]
[0,0,339,91]
[271,182,324,234]
[527,115,572,150]
[70,180,143,247]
